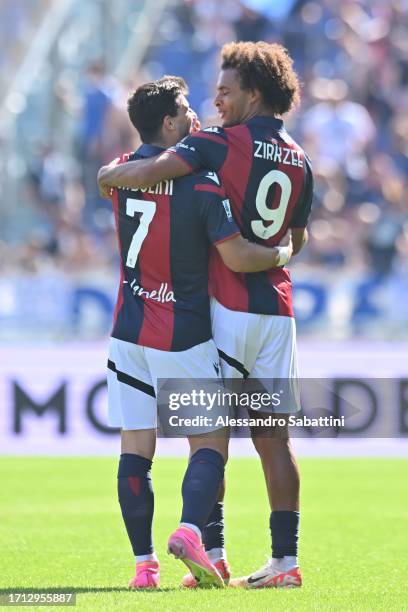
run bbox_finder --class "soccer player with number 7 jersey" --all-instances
[99,42,313,589]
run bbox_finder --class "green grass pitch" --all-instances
[1,457,407,611]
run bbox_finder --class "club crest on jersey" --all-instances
[222,199,233,221]
[128,280,176,303]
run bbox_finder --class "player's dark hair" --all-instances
[221,41,300,115]
[127,76,188,143]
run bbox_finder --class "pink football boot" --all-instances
[182,558,230,588]
[168,526,224,588]
[128,560,160,589]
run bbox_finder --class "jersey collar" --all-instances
[136,143,165,158]
[246,115,284,130]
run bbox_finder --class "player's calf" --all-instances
[169,447,226,588]
[117,453,158,586]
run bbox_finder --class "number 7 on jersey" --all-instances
[125,198,157,268]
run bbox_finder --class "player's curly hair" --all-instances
[221,41,300,115]
[127,76,188,143]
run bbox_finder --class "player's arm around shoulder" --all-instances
[97,152,136,198]
[197,172,294,273]
[97,150,188,195]
[97,156,121,199]
[216,233,293,273]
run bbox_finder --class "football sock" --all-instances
[207,547,226,563]
[135,553,158,564]
[180,522,202,538]
[203,501,225,553]
[269,510,300,559]
[270,555,298,572]
[180,448,225,532]
[117,453,154,556]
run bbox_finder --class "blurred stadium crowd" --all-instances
[0,0,407,340]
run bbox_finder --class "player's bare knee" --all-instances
[121,428,156,459]
[249,410,289,451]
[187,429,229,464]
[192,443,228,464]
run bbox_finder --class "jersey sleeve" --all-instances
[168,127,229,173]
[290,155,314,228]
[195,179,240,245]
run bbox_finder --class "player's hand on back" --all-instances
[191,113,201,133]
[97,157,120,199]
[98,168,113,199]
[279,231,292,248]
[278,232,293,265]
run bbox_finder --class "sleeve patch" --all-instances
[222,198,233,221]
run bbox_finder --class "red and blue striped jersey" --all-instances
[111,144,239,351]
[169,116,313,316]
